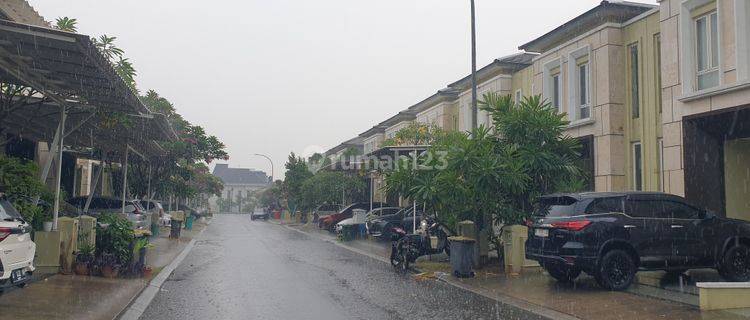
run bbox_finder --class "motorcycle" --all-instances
[389,216,453,272]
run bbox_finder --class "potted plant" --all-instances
[131,237,153,276]
[142,266,153,278]
[74,243,95,276]
[99,253,120,278]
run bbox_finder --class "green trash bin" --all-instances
[185,214,194,230]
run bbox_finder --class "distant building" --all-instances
[210,164,270,213]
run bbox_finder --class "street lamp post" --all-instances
[470,0,478,130]
[253,153,274,182]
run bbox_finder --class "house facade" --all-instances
[210,164,270,213]
[328,0,750,222]
[658,0,750,221]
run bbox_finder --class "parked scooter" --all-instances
[389,216,453,272]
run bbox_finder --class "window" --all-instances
[625,198,669,218]
[584,197,624,214]
[695,11,719,90]
[515,90,522,105]
[628,44,640,118]
[632,142,643,191]
[654,34,662,114]
[552,74,561,110]
[576,62,590,119]
[668,201,702,219]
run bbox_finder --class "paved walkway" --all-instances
[0,219,208,320]
[286,220,750,320]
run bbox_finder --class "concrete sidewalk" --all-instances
[283,221,750,320]
[0,219,209,320]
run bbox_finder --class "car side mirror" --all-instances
[701,210,715,220]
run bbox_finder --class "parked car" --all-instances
[67,196,148,230]
[318,202,386,232]
[367,207,421,239]
[312,204,342,222]
[335,207,401,233]
[0,197,35,292]
[139,199,164,226]
[251,210,269,221]
[526,192,750,291]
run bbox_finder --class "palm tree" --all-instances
[54,17,78,32]
[115,57,137,92]
[93,35,124,61]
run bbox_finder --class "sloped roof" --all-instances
[448,52,537,90]
[212,164,269,185]
[519,1,655,53]
[0,0,49,27]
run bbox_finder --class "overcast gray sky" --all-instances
[30,0,656,178]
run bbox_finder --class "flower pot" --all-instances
[142,266,153,278]
[43,221,53,232]
[74,262,90,276]
[101,265,120,278]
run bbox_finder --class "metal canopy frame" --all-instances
[0,19,177,228]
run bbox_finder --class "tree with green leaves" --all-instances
[54,17,78,32]
[283,153,313,209]
[299,171,366,210]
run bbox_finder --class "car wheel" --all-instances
[16,283,26,289]
[719,244,750,282]
[545,264,581,283]
[597,249,636,291]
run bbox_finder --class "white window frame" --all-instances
[694,11,720,90]
[514,89,522,105]
[568,46,592,122]
[542,58,562,112]
[679,0,722,94]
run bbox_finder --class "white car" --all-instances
[0,199,35,291]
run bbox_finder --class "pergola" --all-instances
[0,19,177,228]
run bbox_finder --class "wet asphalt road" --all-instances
[139,214,522,320]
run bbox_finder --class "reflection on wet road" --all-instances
[140,214,520,320]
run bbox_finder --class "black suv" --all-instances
[525,192,750,290]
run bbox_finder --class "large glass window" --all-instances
[632,142,643,191]
[695,11,720,90]
[577,62,590,119]
[629,44,640,118]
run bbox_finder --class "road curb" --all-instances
[280,223,580,320]
[116,218,213,320]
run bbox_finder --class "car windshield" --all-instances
[535,197,580,218]
[0,200,22,220]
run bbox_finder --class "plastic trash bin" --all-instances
[448,236,476,278]
[185,215,194,230]
[169,219,182,239]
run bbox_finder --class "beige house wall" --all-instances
[511,66,534,102]
[622,11,663,192]
[529,25,631,192]
[457,74,513,132]
[363,133,384,154]
[658,0,750,197]
[416,101,459,132]
[385,121,410,139]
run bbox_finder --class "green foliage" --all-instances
[259,180,284,210]
[0,156,53,229]
[384,94,584,229]
[284,153,313,206]
[381,122,443,147]
[54,17,78,32]
[95,213,135,266]
[299,171,366,210]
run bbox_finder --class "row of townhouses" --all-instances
[324,0,750,223]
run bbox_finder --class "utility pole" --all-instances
[470,0,478,130]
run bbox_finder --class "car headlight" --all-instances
[420,220,428,230]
